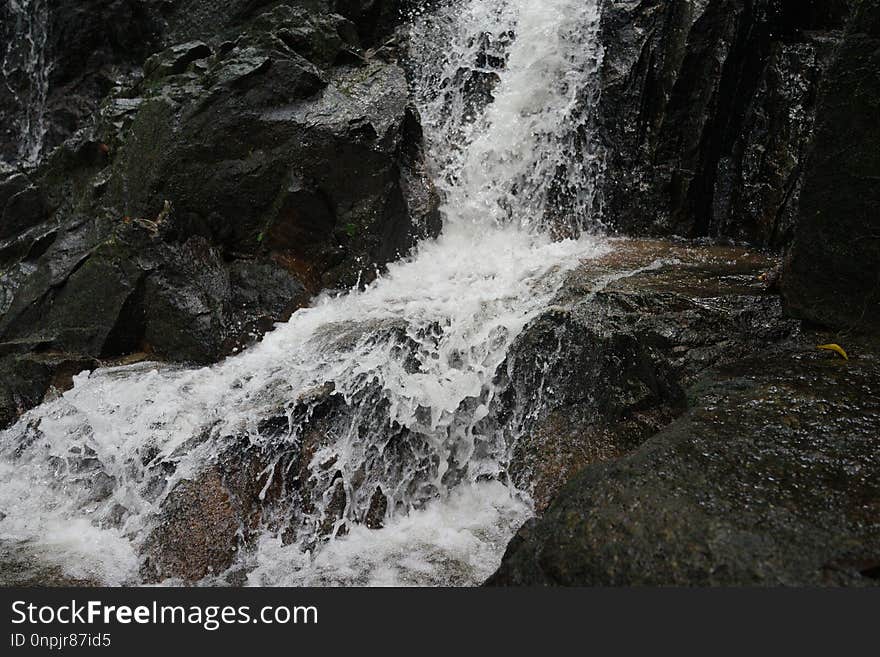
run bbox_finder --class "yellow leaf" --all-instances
[817,344,848,360]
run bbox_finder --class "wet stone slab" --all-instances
[492,241,880,585]
[501,239,794,513]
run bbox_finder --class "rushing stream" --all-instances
[0,0,607,585]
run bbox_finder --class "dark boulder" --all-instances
[490,238,879,586]
[138,434,295,583]
[139,387,342,583]
[0,215,131,357]
[104,30,438,290]
[488,241,879,586]
[782,3,880,331]
[498,240,797,512]
[0,352,99,429]
[143,40,213,80]
[139,237,232,363]
[490,337,880,586]
[332,0,402,47]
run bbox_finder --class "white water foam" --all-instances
[0,0,606,585]
[247,481,529,586]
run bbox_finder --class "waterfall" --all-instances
[409,0,605,233]
[1,0,51,166]
[0,0,606,586]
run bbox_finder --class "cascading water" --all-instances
[0,0,606,585]
[1,0,51,165]
[410,0,605,234]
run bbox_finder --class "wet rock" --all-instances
[143,41,213,81]
[0,225,143,357]
[332,0,402,47]
[0,173,48,240]
[782,3,880,331]
[0,352,99,428]
[139,237,232,364]
[1,2,410,168]
[320,477,349,537]
[0,541,96,586]
[490,337,880,586]
[140,469,242,583]
[597,0,851,245]
[492,240,880,585]
[365,486,388,529]
[140,436,293,583]
[0,217,213,370]
[138,388,347,582]
[500,240,797,512]
[0,1,439,426]
[225,258,308,351]
[711,42,828,248]
[104,13,439,291]
[0,3,344,163]
[245,4,363,65]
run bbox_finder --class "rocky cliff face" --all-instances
[597,0,852,248]
[0,0,165,165]
[782,1,880,331]
[0,1,406,165]
[597,0,880,330]
[0,0,439,427]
